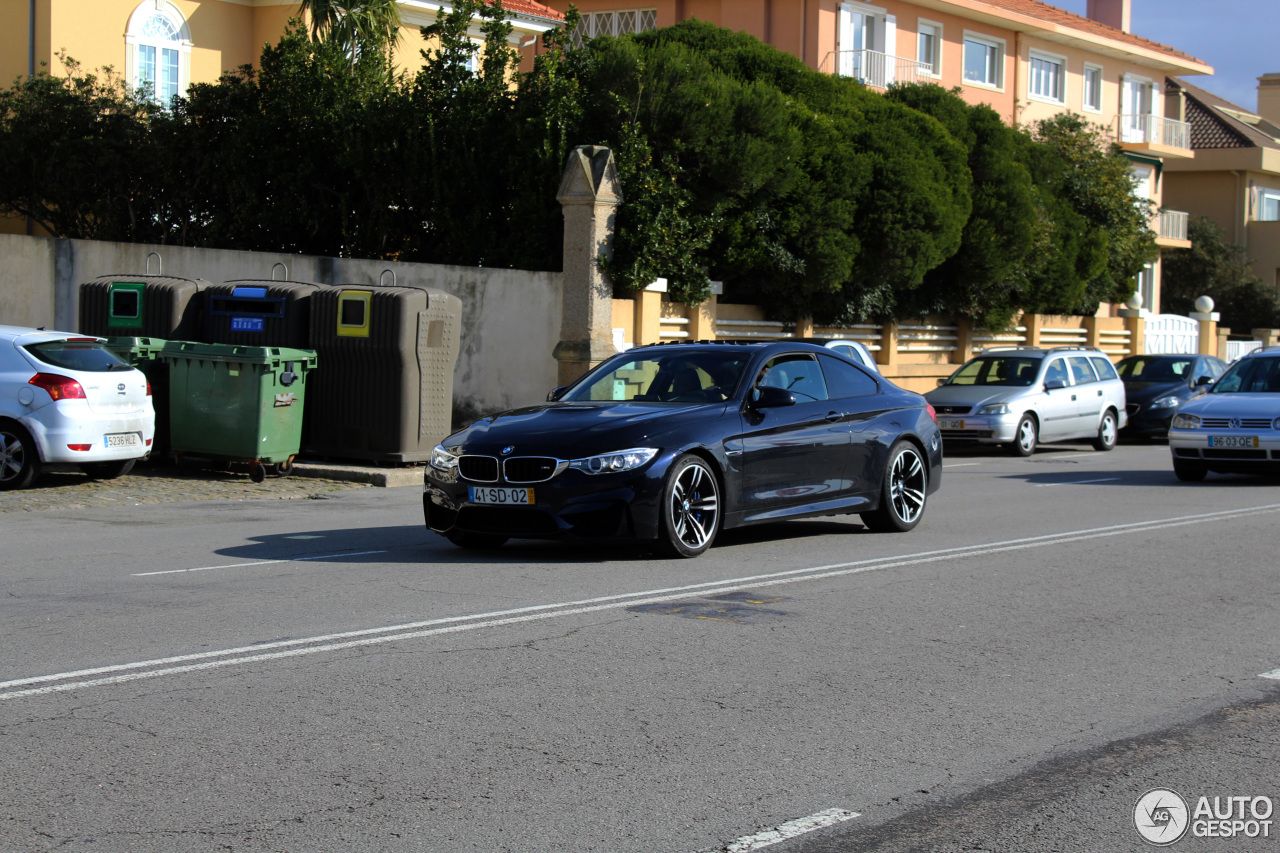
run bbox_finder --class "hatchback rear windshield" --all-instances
[945,356,1041,387]
[23,339,131,372]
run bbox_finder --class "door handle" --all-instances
[1071,395,1077,401]
[1097,390,1103,397]
[825,411,843,422]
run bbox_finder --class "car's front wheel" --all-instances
[80,459,136,480]
[862,440,928,533]
[1173,460,1207,482]
[1008,414,1038,457]
[656,454,721,558]
[0,424,41,491]
[1093,409,1118,451]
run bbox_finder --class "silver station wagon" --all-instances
[925,346,1127,456]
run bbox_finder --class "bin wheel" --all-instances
[250,463,267,483]
[275,457,294,477]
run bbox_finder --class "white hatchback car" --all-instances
[0,326,155,490]
[1168,346,1280,481]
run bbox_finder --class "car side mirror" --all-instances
[936,378,947,387]
[1195,375,1212,387]
[750,385,797,409]
[547,386,568,402]
[1045,378,1067,391]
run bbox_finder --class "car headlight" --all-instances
[978,403,1011,415]
[569,447,658,475]
[429,444,460,474]
[1148,395,1180,410]
[1171,413,1200,430]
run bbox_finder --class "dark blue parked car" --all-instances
[1116,354,1228,438]
[424,341,943,558]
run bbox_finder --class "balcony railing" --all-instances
[1118,114,1191,150]
[820,49,933,89]
[1158,209,1189,242]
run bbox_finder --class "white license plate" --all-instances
[1208,435,1259,448]
[939,419,964,430]
[104,432,140,448]
[468,486,535,505]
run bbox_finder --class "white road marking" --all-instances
[132,550,387,576]
[1033,477,1121,488]
[943,462,982,468]
[6,503,1280,701]
[717,808,860,852]
[1259,669,1280,680]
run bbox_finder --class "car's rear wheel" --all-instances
[656,454,721,558]
[0,424,41,491]
[1093,409,1118,451]
[1173,460,1207,482]
[80,459,136,480]
[1008,414,1038,457]
[446,530,509,550]
[861,440,928,533]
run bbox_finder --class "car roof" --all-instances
[1243,345,1280,358]
[0,325,97,345]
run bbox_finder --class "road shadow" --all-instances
[996,468,1280,488]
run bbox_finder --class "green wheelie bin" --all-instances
[160,341,318,482]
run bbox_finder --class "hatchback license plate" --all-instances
[1208,435,1258,448]
[104,432,140,448]
[939,419,964,430]
[468,486,535,505]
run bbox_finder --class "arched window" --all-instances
[125,2,192,104]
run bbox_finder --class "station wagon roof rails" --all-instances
[1044,345,1103,353]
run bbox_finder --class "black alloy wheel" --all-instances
[0,424,41,491]
[657,454,721,558]
[862,440,928,533]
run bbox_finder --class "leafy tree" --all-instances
[297,0,403,67]
[1162,215,1280,332]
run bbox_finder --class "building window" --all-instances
[1121,74,1155,142]
[836,2,897,86]
[126,1,191,104]
[571,9,657,47]
[1260,189,1280,221]
[917,21,940,76]
[1028,50,1065,103]
[1083,63,1102,112]
[1136,263,1155,314]
[963,33,1003,88]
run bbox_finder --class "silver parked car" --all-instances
[925,346,1127,456]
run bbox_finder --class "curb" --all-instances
[290,462,423,488]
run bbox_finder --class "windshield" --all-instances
[1209,356,1280,394]
[1117,356,1193,382]
[945,356,1041,387]
[562,351,750,404]
[23,339,131,372]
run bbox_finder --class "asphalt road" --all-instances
[2,441,1278,853]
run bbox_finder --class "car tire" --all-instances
[655,454,721,558]
[1173,460,1207,482]
[0,424,41,491]
[861,440,928,533]
[445,530,509,550]
[1092,409,1118,452]
[80,459,136,480]
[1008,415,1038,457]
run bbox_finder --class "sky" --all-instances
[1055,0,1280,111]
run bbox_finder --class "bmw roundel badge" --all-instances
[501,445,515,455]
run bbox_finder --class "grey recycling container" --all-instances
[79,275,209,339]
[203,280,326,348]
[305,284,462,463]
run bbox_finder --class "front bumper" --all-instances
[934,412,1019,444]
[1169,429,1280,473]
[424,454,674,542]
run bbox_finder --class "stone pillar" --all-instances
[554,146,623,386]
[1190,295,1219,358]
[634,280,665,346]
[878,320,899,368]
[1253,328,1280,347]
[1117,304,1145,356]
[794,315,815,338]
[953,317,975,364]
[1082,315,1102,350]
[687,281,721,342]
[1022,313,1043,348]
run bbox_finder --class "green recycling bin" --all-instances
[160,341,317,482]
[104,337,170,456]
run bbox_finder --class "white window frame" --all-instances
[962,32,1004,90]
[1259,189,1280,222]
[1082,63,1103,113]
[1121,72,1156,142]
[916,19,941,78]
[125,1,192,104]
[1027,49,1065,104]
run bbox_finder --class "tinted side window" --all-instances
[758,354,829,401]
[1067,356,1097,384]
[819,354,878,399]
[1044,359,1069,386]
[1089,356,1118,381]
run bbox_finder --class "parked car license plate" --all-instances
[468,486,535,505]
[104,432,140,448]
[938,419,964,430]
[1208,435,1259,448]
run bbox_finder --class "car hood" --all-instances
[1123,380,1188,404]
[448,401,728,456]
[924,385,1028,409]
[1179,392,1280,418]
